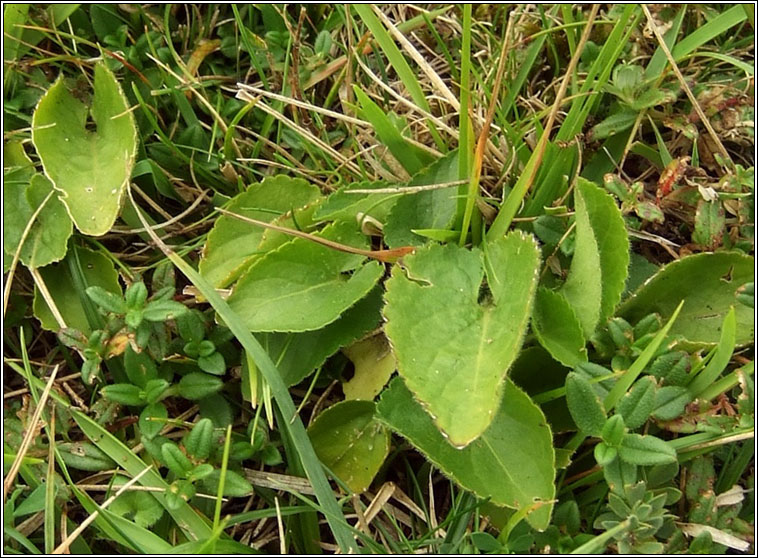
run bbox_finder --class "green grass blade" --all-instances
[699,361,753,402]
[557,5,641,141]
[353,85,431,176]
[671,6,747,61]
[688,307,737,396]
[604,300,684,410]
[645,6,687,78]
[456,4,473,226]
[44,429,56,553]
[213,425,233,531]
[354,4,445,151]
[679,51,755,75]
[353,5,429,114]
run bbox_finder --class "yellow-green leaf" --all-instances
[342,334,396,401]
[32,62,137,236]
[308,400,389,493]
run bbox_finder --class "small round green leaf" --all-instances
[652,386,692,421]
[178,372,223,400]
[183,418,214,461]
[196,340,216,358]
[200,469,253,497]
[124,345,159,388]
[142,300,189,322]
[198,352,226,376]
[143,379,169,404]
[101,383,144,406]
[601,415,627,447]
[139,402,167,440]
[161,442,194,477]
[187,463,214,482]
[109,476,164,528]
[618,433,677,466]
[616,376,657,430]
[125,282,148,309]
[648,351,690,386]
[594,442,618,467]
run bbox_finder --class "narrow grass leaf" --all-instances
[353,86,432,175]
[688,307,737,396]
[604,301,684,410]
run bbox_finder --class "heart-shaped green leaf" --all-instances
[562,178,629,337]
[32,62,137,236]
[308,400,390,493]
[384,230,540,447]
[3,173,72,269]
[377,378,555,530]
[227,221,384,332]
[199,176,322,288]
